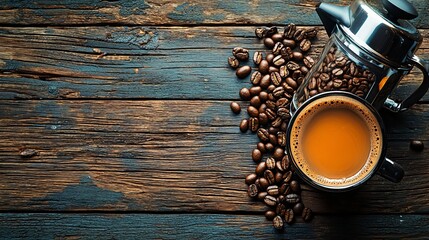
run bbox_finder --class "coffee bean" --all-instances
[232,47,249,61]
[276,98,289,108]
[265,210,276,220]
[269,66,279,73]
[228,56,239,69]
[303,56,315,68]
[264,38,275,48]
[259,60,269,74]
[250,71,262,85]
[245,173,258,185]
[271,216,284,231]
[255,28,265,39]
[253,51,263,65]
[282,39,296,48]
[264,195,278,207]
[272,33,284,43]
[230,102,241,114]
[284,23,296,39]
[258,112,268,125]
[247,106,259,117]
[264,27,278,37]
[255,162,267,175]
[239,88,251,100]
[410,140,424,152]
[285,193,300,204]
[267,185,279,196]
[293,203,304,215]
[302,207,313,222]
[283,170,293,183]
[277,107,290,120]
[250,96,262,108]
[259,91,268,102]
[249,86,262,96]
[272,42,284,55]
[238,119,248,132]
[264,169,275,184]
[249,117,259,132]
[268,126,278,134]
[236,66,251,79]
[273,87,284,98]
[275,171,283,183]
[258,177,270,190]
[305,27,318,38]
[260,74,271,89]
[273,147,285,160]
[285,77,298,89]
[286,61,300,71]
[284,209,294,224]
[277,132,287,147]
[266,157,276,170]
[279,66,289,78]
[258,191,268,201]
[279,183,291,195]
[257,142,266,153]
[271,117,282,128]
[257,128,270,142]
[266,53,275,64]
[252,148,263,163]
[269,134,277,145]
[265,142,274,152]
[293,51,303,61]
[281,155,290,171]
[247,184,258,198]
[276,203,286,217]
[273,55,285,67]
[299,39,311,52]
[280,47,293,60]
[290,180,301,192]
[332,68,343,76]
[270,72,282,86]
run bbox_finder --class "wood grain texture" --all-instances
[0,100,428,213]
[1,26,428,101]
[0,213,428,239]
[0,0,428,27]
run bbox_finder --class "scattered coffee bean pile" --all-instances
[295,46,376,106]
[228,24,316,230]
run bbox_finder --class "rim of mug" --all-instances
[286,91,387,192]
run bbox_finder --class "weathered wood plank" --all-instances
[0,100,428,213]
[1,26,428,100]
[0,213,428,239]
[0,0,428,28]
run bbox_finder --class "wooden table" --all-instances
[0,0,428,238]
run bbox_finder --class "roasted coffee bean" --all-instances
[250,96,262,108]
[410,140,424,151]
[279,65,289,78]
[276,161,285,172]
[269,134,277,145]
[266,53,275,64]
[249,86,262,96]
[272,33,284,42]
[236,65,251,79]
[302,207,313,222]
[279,183,290,195]
[284,209,294,224]
[230,102,241,114]
[233,47,249,61]
[282,39,296,48]
[273,216,284,230]
[266,111,276,123]
[276,203,286,217]
[284,23,296,39]
[299,39,311,52]
[335,56,347,67]
[228,56,239,69]
[255,28,265,38]
[293,203,304,215]
[265,142,274,152]
[247,106,259,117]
[280,121,288,131]
[285,77,298,89]
[258,178,270,190]
[285,194,300,204]
[273,87,285,98]
[258,112,268,125]
[333,79,343,88]
[247,184,258,198]
[266,157,276,170]
[264,195,278,207]
[264,37,275,48]
[267,185,279,196]
[275,171,283,183]
[249,117,259,132]
[259,60,270,74]
[277,107,290,120]
[267,85,276,93]
[280,47,293,60]
[257,128,270,142]
[253,51,263,65]
[276,98,289,108]
[305,27,318,38]
[293,28,306,41]
[293,51,304,61]
[259,91,268,102]
[269,66,279,73]
[245,173,258,185]
[281,155,290,171]
[271,117,283,128]
[239,119,248,133]
[273,55,285,67]
[303,56,315,68]
[273,42,284,55]
[257,142,266,153]
[270,72,282,86]
[290,180,301,192]
[286,61,300,71]
[332,68,343,76]
[260,74,271,89]
[273,147,285,160]
[239,88,251,100]
[264,169,275,184]
[252,148,263,163]
[250,71,262,85]
[265,210,276,220]
[283,170,293,183]
[277,132,287,147]
[264,27,278,37]
[258,191,268,201]
[278,195,286,205]
[268,126,279,135]
[255,161,267,175]
[300,66,309,74]
[266,100,276,110]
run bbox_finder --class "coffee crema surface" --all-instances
[289,95,382,189]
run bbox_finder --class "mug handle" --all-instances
[377,158,404,183]
[384,55,429,112]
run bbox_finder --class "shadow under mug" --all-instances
[286,91,404,192]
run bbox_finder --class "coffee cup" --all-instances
[286,91,403,191]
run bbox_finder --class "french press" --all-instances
[291,0,429,113]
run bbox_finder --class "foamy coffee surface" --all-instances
[289,95,382,189]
